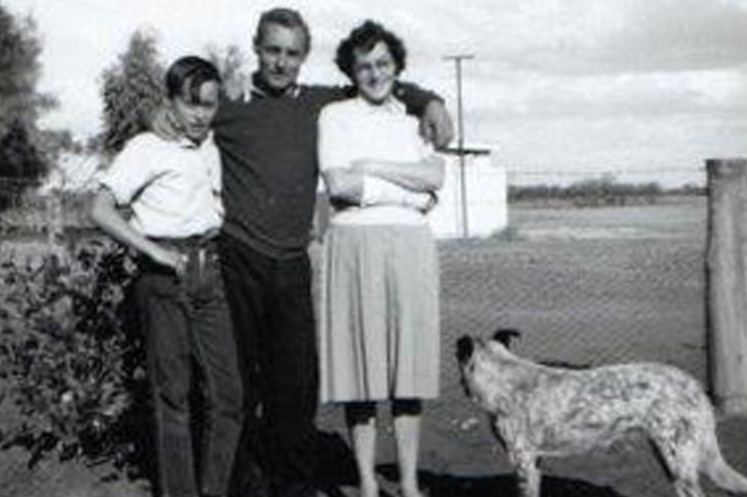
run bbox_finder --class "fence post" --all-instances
[706,158,747,416]
[45,191,64,251]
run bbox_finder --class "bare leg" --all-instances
[346,402,379,497]
[393,400,424,497]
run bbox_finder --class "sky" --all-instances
[4,0,747,185]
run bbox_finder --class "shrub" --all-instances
[0,238,149,471]
[509,177,666,206]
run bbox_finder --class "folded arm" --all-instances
[322,169,435,212]
[351,154,445,193]
[318,103,443,212]
[322,168,364,205]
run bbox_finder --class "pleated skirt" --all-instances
[318,223,440,403]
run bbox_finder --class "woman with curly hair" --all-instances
[316,20,444,497]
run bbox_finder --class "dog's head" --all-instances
[456,329,522,412]
[457,328,521,364]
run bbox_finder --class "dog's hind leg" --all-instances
[649,435,704,497]
[672,479,705,497]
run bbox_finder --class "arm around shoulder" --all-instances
[395,82,454,149]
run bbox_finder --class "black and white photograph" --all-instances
[1,1,747,496]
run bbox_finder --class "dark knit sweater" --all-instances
[214,77,437,259]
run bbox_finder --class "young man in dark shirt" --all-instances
[156,8,453,497]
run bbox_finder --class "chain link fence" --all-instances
[4,174,709,387]
[438,209,706,377]
[317,182,712,497]
[0,178,94,264]
[427,194,709,496]
[3,168,718,496]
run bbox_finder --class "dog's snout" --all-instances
[456,336,474,364]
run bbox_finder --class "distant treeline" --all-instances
[509,178,705,207]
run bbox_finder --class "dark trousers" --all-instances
[135,239,243,497]
[219,235,319,496]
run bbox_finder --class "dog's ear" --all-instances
[492,328,521,348]
[456,336,474,364]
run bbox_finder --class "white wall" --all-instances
[427,148,507,239]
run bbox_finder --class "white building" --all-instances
[427,147,507,239]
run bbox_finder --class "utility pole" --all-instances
[443,54,474,238]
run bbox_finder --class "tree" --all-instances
[206,43,248,100]
[100,30,165,155]
[0,2,56,180]
[0,122,45,179]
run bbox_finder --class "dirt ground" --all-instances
[4,197,747,497]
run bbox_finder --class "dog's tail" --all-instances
[702,434,747,493]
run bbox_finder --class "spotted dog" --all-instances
[456,329,747,497]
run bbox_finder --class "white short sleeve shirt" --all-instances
[97,132,224,238]
[317,96,432,226]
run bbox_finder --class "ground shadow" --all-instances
[378,464,631,497]
[311,437,632,497]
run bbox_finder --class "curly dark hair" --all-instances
[335,20,407,82]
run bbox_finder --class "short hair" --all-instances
[253,7,311,54]
[165,56,222,102]
[335,20,407,82]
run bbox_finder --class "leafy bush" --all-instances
[0,238,149,471]
[508,177,671,206]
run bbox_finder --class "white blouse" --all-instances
[318,96,432,226]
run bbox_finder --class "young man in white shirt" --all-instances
[91,56,242,497]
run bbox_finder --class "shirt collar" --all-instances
[355,94,405,115]
[243,72,301,102]
[153,106,213,149]
[174,131,213,150]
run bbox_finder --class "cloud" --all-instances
[465,68,747,121]
[595,0,747,73]
[501,0,747,75]
[7,0,747,183]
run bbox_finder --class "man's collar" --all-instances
[244,72,301,101]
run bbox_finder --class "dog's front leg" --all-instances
[514,449,540,497]
[496,418,540,497]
